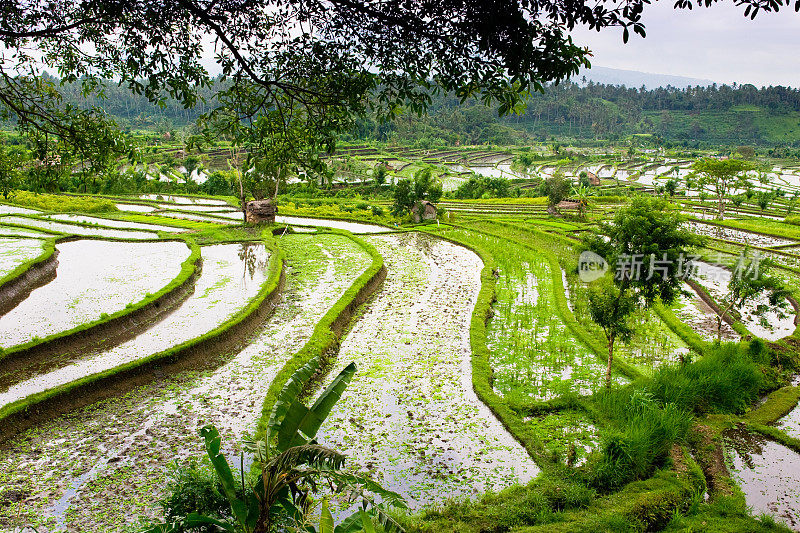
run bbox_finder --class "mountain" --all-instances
[574,65,716,89]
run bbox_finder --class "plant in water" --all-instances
[141,357,405,533]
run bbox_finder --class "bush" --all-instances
[158,459,233,531]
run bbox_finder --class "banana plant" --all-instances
[140,356,405,533]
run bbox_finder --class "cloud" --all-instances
[569,2,800,87]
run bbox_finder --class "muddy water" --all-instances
[724,426,800,530]
[0,234,369,532]
[0,243,268,407]
[47,214,188,233]
[0,216,159,240]
[316,233,539,510]
[673,289,740,343]
[0,238,46,280]
[0,240,190,350]
[156,203,235,213]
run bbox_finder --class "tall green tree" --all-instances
[583,196,701,388]
[690,158,753,220]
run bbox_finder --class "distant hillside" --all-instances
[574,66,715,89]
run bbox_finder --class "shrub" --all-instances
[158,459,232,531]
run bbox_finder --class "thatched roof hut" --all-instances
[246,199,277,224]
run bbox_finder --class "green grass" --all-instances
[4,191,118,213]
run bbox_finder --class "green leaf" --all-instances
[276,362,357,451]
[320,499,334,533]
[200,425,249,526]
[268,355,321,445]
[335,511,365,533]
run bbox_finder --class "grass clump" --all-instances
[646,343,764,415]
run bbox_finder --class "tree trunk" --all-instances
[717,315,722,344]
[605,335,615,389]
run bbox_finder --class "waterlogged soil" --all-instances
[316,233,540,510]
[0,234,369,532]
[46,214,189,233]
[0,238,46,280]
[0,216,159,240]
[724,427,800,530]
[0,243,268,408]
[0,240,190,350]
[774,394,800,439]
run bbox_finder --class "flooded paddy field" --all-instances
[317,233,539,509]
[46,214,189,233]
[0,225,54,238]
[0,240,190,351]
[0,217,160,240]
[0,238,46,280]
[0,233,370,532]
[691,261,795,341]
[0,205,42,216]
[138,195,232,207]
[114,203,157,213]
[0,242,269,408]
[724,426,800,530]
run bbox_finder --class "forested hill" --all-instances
[354,81,800,148]
[49,74,800,148]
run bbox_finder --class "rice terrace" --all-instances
[3,1,800,532]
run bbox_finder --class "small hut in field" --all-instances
[246,199,278,224]
[587,171,600,186]
[412,200,437,223]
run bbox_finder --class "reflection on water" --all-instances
[724,425,800,529]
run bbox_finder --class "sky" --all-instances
[569,0,800,88]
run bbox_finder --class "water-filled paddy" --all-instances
[691,260,795,341]
[0,204,42,215]
[47,214,188,233]
[0,216,159,240]
[0,234,369,531]
[115,203,157,213]
[724,427,800,530]
[0,237,46,280]
[317,233,540,509]
[0,242,268,408]
[139,194,231,206]
[0,225,53,238]
[0,239,190,349]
